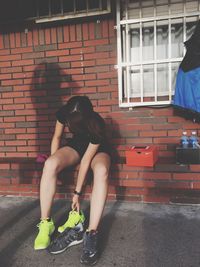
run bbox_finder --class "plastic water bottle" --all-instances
[189,131,199,148]
[180,131,189,148]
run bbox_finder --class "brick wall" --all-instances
[1,15,200,203]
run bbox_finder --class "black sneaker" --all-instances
[48,222,84,254]
[80,230,98,266]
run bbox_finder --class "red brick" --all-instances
[13,97,31,104]
[95,106,111,113]
[15,32,21,47]
[17,146,37,152]
[3,104,24,110]
[97,71,117,79]
[63,25,69,42]
[140,131,167,137]
[0,34,3,48]
[22,52,45,60]
[70,46,95,55]
[59,54,82,62]
[102,21,109,38]
[139,172,172,180]
[82,24,89,40]
[15,110,36,116]
[110,179,155,188]
[1,66,22,73]
[0,61,11,67]
[45,28,51,45]
[84,52,109,60]
[27,31,33,46]
[12,73,26,79]
[0,163,10,169]
[5,152,27,157]
[76,24,82,41]
[4,117,25,122]
[17,134,36,140]
[46,50,69,57]
[71,74,96,81]
[60,81,84,88]
[84,39,109,47]
[2,92,23,98]
[51,28,57,43]
[108,20,115,37]
[96,58,116,65]
[71,60,95,68]
[39,28,45,45]
[33,29,39,46]
[0,74,12,80]
[0,49,10,55]
[190,165,200,172]
[154,137,178,144]
[9,33,15,48]
[0,179,11,185]
[5,140,26,146]
[12,59,34,67]
[69,25,76,42]
[5,128,26,134]
[0,54,21,62]
[89,22,95,39]
[173,173,200,181]
[11,47,33,54]
[59,41,82,49]
[2,79,23,86]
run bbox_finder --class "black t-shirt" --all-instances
[56,106,106,145]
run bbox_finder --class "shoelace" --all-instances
[84,232,97,253]
[36,220,51,234]
[53,228,77,246]
[36,220,46,228]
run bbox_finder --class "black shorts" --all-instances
[65,136,111,158]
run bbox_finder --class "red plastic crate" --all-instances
[125,146,158,167]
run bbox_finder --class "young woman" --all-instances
[34,96,111,265]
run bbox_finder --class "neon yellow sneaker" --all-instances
[58,210,85,233]
[34,219,55,250]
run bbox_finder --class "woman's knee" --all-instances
[43,156,60,174]
[93,164,110,182]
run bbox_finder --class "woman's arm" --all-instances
[75,143,99,193]
[51,120,65,155]
[72,143,99,211]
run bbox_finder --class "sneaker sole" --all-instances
[34,245,49,250]
[80,259,98,266]
[49,239,83,254]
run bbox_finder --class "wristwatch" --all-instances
[74,190,82,196]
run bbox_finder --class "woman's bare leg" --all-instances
[88,152,111,231]
[40,146,80,219]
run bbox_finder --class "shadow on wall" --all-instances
[18,62,80,184]
[31,62,73,152]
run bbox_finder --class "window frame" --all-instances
[116,0,200,108]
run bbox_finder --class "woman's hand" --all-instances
[71,194,80,212]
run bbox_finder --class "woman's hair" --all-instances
[66,96,93,116]
[64,96,105,140]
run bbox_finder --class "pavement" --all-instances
[0,196,200,267]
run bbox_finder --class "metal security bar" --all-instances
[36,0,111,23]
[117,0,200,108]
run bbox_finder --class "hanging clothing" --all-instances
[173,20,200,121]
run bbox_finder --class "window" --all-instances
[116,0,200,107]
[0,0,111,24]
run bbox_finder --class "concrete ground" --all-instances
[0,196,200,267]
